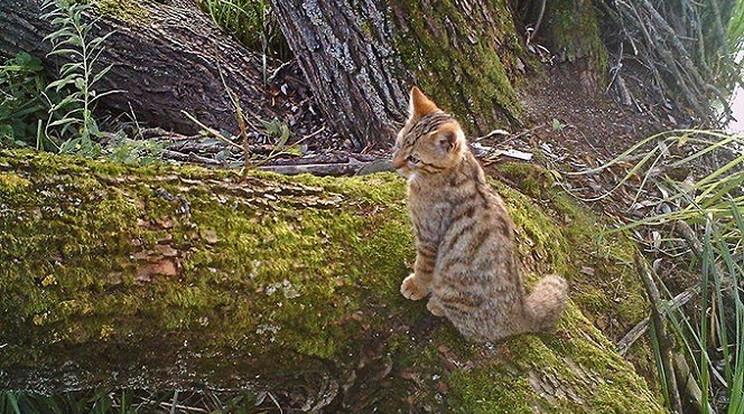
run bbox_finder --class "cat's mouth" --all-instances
[396,167,412,178]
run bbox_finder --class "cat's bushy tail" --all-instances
[524,274,568,331]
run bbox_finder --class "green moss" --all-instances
[448,366,534,413]
[94,0,150,23]
[0,151,661,411]
[391,0,525,133]
[0,172,31,192]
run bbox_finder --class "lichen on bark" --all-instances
[93,0,150,23]
[391,0,526,134]
[0,150,662,412]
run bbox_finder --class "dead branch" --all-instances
[635,253,683,414]
[257,159,393,177]
[604,0,737,125]
[675,220,703,256]
[617,287,696,356]
[673,353,717,414]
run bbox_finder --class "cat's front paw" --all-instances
[400,273,428,301]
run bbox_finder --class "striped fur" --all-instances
[393,87,568,342]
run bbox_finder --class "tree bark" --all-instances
[0,0,276,135]
[268,0,527,148]
[538,0,607,91]
[2,0,536,149]
[0,150,664,412]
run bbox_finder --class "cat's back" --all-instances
[436,155,521,286]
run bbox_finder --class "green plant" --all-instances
[41,0,120,156]
[655,207,743,414]
[0,389,117,414]
[726,0,744,71]
[196,0,291,62]
[0,52,53,148]
[571,129,743,412]
[182,70,301,170]
[102,131,163,165]
[551,118,566,132]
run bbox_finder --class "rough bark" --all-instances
[542,0,607,91]
[268,0,527,148]
[0,0,275,135]
[0,150,665,412]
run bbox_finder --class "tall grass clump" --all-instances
[0,52,54,148]
[572,129,743,412]
[196,0,290,61]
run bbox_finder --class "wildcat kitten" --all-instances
[392,87,568,342]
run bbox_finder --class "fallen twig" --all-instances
[160,149,226,166]
[181,110,244,152]
[617,287,696,356]
[258,159,392,177]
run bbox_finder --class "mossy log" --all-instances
[268,0,526,147]
[0,150,663,412]
[0,0,275,135]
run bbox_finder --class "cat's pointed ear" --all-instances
[433,123,463,153]
[408,86,440,120]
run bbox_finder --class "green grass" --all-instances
[195,0,290,61]
[573,129,744,413]
[0,53,53,149]
[727,0,744,58]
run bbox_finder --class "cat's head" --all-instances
[392,87,466,177]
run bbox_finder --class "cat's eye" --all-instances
[407,154,420,164]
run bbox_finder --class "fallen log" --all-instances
[0,150,664,412]
[0,0,277,135]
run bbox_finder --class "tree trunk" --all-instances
[0,0,276,135]
[0,150,664,412]
[543,0,607,91]
[268,0,527,148]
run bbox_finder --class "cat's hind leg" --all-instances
[427,296,445,316]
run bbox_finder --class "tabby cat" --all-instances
[392,87,568,342]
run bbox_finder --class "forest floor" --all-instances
[520,63,676,158]
[154,59,678,181]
